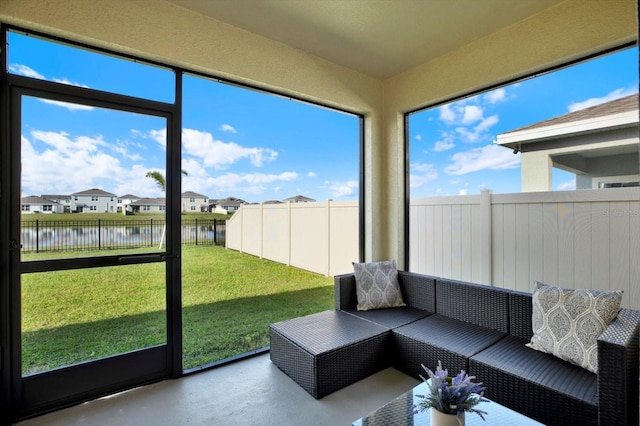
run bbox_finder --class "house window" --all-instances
[74,196,78,201]
[599,181,640,188]
[42,205,52,211]
[189,198,195,203]
[91,196,99,201]
[89,206,97,211]
[160,206,166,211]
[190,206,196,211]
[143,206,150,211]
[117,199,122,203]
[21,204,29,212]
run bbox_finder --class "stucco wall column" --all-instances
[521,152,553,192]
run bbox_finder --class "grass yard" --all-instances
[21,245,334,375]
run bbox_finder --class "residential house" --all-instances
[129,197,166,213]
[41,194,72,213]
[209,197,246,213]
[283,195,316,203]
[181,191,208,212]
[496,94,639,191]
[20,196,64,214]
[117,194,141,213]
[70,188,118,213]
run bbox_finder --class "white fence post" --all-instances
[480,189,492,285]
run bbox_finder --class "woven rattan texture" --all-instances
[596,309,640,425]
[270,310,389,355]
[269,313,391,399]
[470,335,597,403]
[508,291,534,340]
[436,279,510,333]
[470,355,598,425]
[398,271,436,311]
[344,306,431,329]
[392,315,505,379]
[334,273,357,310]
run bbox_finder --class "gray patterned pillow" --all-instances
[353,260,405,311]
[526,281,622,373]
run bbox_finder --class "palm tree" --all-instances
[146,169,188,248]
[145,170,188,192]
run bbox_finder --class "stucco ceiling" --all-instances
[165,0,565,79]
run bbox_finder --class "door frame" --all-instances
[2,51,183,419]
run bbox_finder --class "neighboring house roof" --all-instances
[496,94,639,150]
[504,94,638,134]
[21,196,61,205]
[181,191,207,198]
[210,197,246,206]
[283,195,316,203]
[72,188,117,196]
[119,194,141,199]
[263,200,284,204]
[130,197,166,206]
[41,194,71,201]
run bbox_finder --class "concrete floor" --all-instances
[16,354,420,426]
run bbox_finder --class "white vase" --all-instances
[430,409,465,426]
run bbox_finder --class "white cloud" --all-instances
[415,134,422,141]
[9,64,45,79]
[206,172,298,195]
[459,189,468,195]
[219,124,237,133]
[53,78,90,89]
[461,105,484,124]
[568,87,638,112]
[439,104,456,123]
[323,180,358,198]
[484,88,507,104]
[410,163,438,189]
[307,171,317,177]
[455,114,499,143]
[150,128,278,169]
[556,179,576,191]
[40,99,94,111]
[9,64,93,111]
[434,139,455,152]
[21,130,149,196]
[445,144,520,175]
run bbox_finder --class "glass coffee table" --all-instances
[353,381,543,425]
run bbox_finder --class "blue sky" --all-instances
[11,32,359,203]
[409,47,638,197]
[9,32,638,202]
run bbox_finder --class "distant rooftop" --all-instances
[72,188,117,196]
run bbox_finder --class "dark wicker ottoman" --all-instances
[270,310,391,399]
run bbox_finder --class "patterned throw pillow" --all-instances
[526,281,622,373]
[353,260,405,311]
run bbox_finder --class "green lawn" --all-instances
[21,245,333,375]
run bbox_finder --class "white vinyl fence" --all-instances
[410,188,640,310]
[226,200,359,277]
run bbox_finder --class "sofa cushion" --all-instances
[353,260,405,310]
[392,314,506,379]
[344,306,431,329]
[526,281,622,373]
[470,335,597,425]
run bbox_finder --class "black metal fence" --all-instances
[20,218,226,253]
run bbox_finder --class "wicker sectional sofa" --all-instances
[269,271,640,425]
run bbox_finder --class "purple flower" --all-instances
[414,360,489,420]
